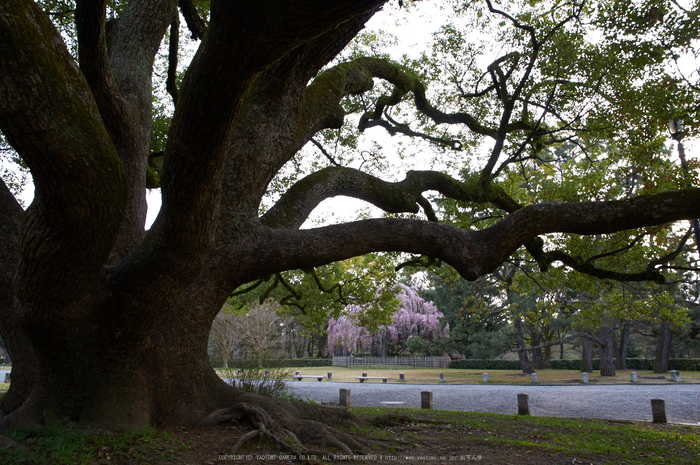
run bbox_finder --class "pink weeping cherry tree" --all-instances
[328,284,449,355]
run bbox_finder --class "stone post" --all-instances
[582,372,588,384]
[631,372,637,383]
[439,373,445,383]
[517,394,530,415]
[670,370,681,382]
[327,371,332,380]
[339,389,351,407]
[399,372,405,382]
[362,372,367,377]
[651,399,667,423]
[531,373,537,383]
[421,391,433,409]
[482,373,488,383]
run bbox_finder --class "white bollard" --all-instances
[631,372,637,383]
[482,373,488,383]
[531,373,537,383]
[582,372,588,384]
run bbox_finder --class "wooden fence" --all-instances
[332,355,451,368]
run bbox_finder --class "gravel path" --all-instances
[287,381,700,425]
[1,369,696,424]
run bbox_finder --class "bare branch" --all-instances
[167,15,180,105]
[310,138,341,166]
[178,0,207,40]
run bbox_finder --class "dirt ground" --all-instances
[152,423,598,465]
[141,410,696,465]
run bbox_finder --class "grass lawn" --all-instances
[342,407,700,464]
[285,366,700,384]
[2,407,697,464]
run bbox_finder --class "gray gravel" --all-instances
[287,381,700,425]
[2,369,696,425]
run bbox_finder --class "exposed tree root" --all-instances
[197,401,365,456]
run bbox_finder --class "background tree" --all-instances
[226,254,400,358]
[208,309,244,369]
[418,264,512,359]
[237,301,285,365]
[327,283,449,356]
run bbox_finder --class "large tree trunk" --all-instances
[543,344,552,368]
[599,324,616,376]
[581,337,594,373]
[530,330,546,370]
[654,321,673,373]
[317,333,329,359]
[515,318,535,374]
[559,331,565,360]
[0,183,39,418]
[616,320,630,370]
[0,0,388,431]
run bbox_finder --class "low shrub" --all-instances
[219,366,297,400]
[449,358,700,371]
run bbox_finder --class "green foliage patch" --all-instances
[0,423,189,465]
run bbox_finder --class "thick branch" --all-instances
[262,167,520,229]
[0,178,22,314]
[178,0,207,40]
[75,0,133,143]
[0,180,38,416]
[167,16,180,105]
[250,188,700,283]
[0,0,127,324]
[98,0,178,263]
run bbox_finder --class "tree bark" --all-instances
[530,330,546,370]
[654,321,673,373]
[616,320,630,370]
[599,324,616,376]
[515,318,535,374]
[581,338,594,373]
